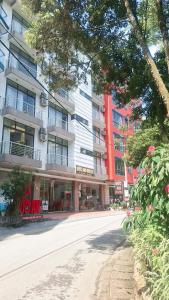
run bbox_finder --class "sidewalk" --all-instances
[95,240,138,300]
[44,210,124,222]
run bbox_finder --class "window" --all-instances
[12,11,29,35]
[112,110,123,128]
[80,148,94,157]
[93,151,102,174]
[0,50,5,72]
[128,167,132,174]
[92,103,100,119]
[48,103,68,130]
[57,88,68,100]
[113,133,124,152]
[5,79,35,116]
[115,157,125,176]
[71,114,88,125]
[112,90,119,106]
[80,89,92,101]
[48,135,68,166]
[9,44,37,78]
[93,127,101,144]
[0,5,7,19]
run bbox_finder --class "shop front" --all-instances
[40,178,73,212]
[79,183,102,211]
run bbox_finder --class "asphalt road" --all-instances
[0,212,126,300]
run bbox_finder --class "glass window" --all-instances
[115,157,125,176]
[12,11,29,35]
[5,80,35,116]
[48,135,68,166]
[80,89,92,101]
[112,90,119,105]
[113,133,124,152]
[92,103,99,119]
[0,50,5,71]
[93,127,101,144]
[112,110,123,128]
[48,104,68,129]
[0,5,7,19]
[9,44,37,78]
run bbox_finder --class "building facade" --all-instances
[104,92,139,203]
[0,0,108,213]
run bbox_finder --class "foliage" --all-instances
[1,167,32,216]
[130,225,169,300]
[22,0,169,118]
[125,122,169,167]
[129,144,169,233]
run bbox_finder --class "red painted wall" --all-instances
[104,93,138,184]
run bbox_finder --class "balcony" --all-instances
[5,57,43,93]
[93,138,106,153]
[46,154,74,173]
[8,25,35,58]
[2,97,43,128]
[94,166,107,180]
[92,92,103,106]
[47,118,75,141]
[50,89,75,113]
[5,0,16,5]
[0,141,42,169]
[92,111,105,129]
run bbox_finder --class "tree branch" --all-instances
[124,0,169,116]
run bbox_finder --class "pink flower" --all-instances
[152,248,159,256]
[164,184,169,193]
[147,204,154,212]
[147,146,156,153]
[141,169,145,175]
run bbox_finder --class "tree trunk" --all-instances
[156,0,169,75]
[124,0,169,116]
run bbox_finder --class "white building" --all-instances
[0,0,108,212]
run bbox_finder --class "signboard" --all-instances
[42,200,48,211]
[114,181,124,195]
[76,165,94,176]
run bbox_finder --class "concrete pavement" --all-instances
[0,212,128,300]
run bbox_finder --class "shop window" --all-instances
[115,157,125,176]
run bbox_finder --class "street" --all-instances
[0,212,126,300]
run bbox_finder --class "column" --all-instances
[33,176,40,199]
[99,184,106,208]
[73,181,80,212]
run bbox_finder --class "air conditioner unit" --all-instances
[102,153,107,160]
[101,129,106,136]
[100,106,105,113]
[39,128,47,142]
[40,93,48,107]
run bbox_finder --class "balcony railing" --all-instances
[48,118,68,131]
[8,55,37,78]
[4,97,42,119]
[0,141,41,160]
[47,153,74,168]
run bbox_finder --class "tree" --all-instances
[22,0,169,118]
[1,167,32,216]
[125,119,169,167]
